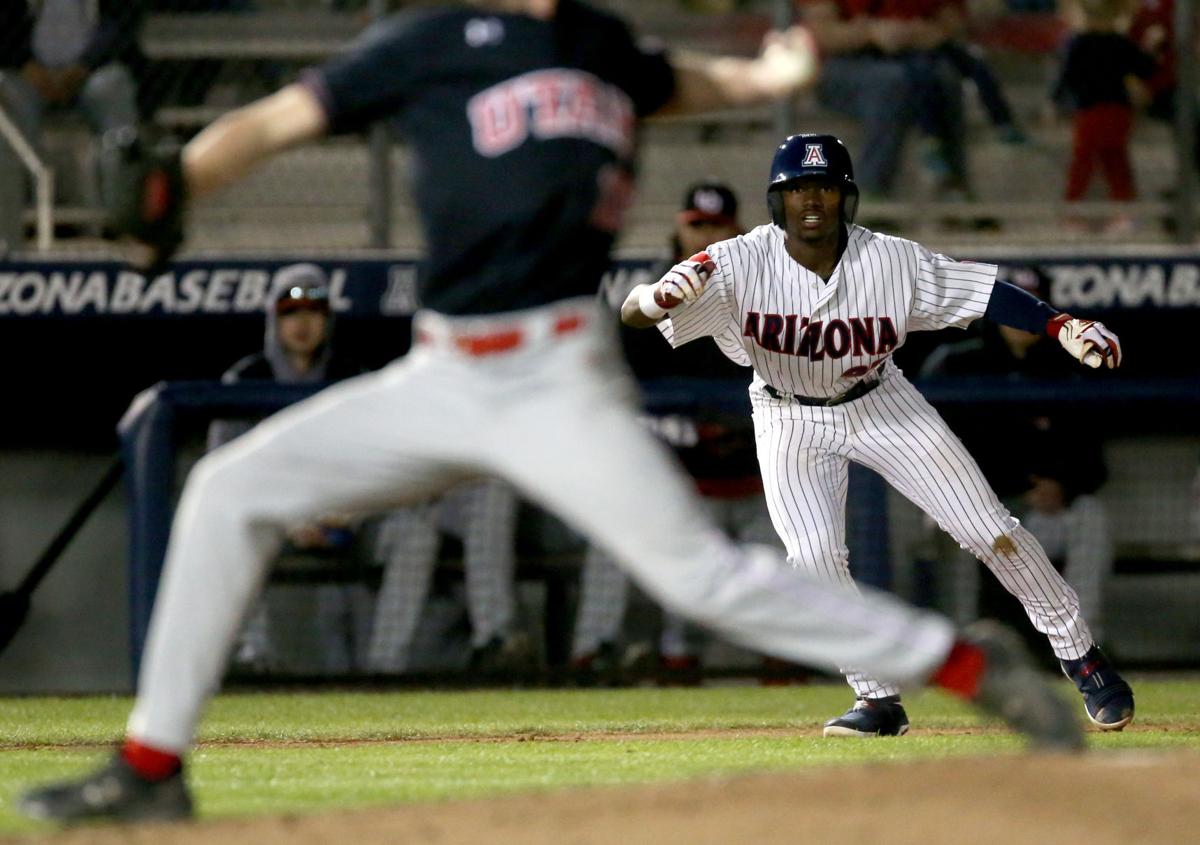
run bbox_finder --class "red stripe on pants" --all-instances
[1065,104,1135,201]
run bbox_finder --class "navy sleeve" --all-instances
[983,280,1060,335]
[621,37,676,117]
[566,6,675,117]
[301,12,431,135]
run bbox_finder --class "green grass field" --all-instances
[1,679,1198,835]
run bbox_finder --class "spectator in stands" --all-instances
[367,478,533,678]
[571,183,791,686]
[147,1,255,114]
[208,263,369,673]
[1129,0,1200,221]
[1129,0,1180,123]
[795,0,975,205]
[0,0,146,252]
[920,265,1115,645]
[1053,0,1158,234]
[937,35,1027,145]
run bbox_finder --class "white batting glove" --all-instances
[638,252,716,320]
[1048,314,1123,369]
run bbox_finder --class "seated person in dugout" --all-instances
[208,264,370,674]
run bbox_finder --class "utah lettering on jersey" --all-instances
[467,69,636,158]
[742,312,898,361]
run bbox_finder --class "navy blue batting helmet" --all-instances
[766,134,859,227]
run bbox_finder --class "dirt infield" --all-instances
[6,751,1197,845]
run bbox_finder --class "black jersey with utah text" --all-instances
[304,1,675,315]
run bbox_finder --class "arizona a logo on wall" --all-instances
[802,144,827,167]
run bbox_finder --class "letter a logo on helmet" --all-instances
[766,134,860,227]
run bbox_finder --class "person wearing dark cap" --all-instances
[207,263,363,407]
[208,263,368,674]
[670,181,743,271]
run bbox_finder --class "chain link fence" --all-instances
[0,1,1197,256]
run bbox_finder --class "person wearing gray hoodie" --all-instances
[207,263,369,673]
[210,262,529,677]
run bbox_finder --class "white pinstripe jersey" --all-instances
[660,224,999,398]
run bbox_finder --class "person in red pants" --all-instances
[1053,0,1157,234]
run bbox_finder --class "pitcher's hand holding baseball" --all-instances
[638,252,716,320]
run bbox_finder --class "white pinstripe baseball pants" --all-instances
[754,365,1094,701]
[127,299,957,752]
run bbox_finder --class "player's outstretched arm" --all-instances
[656,26,818,116]
[621,253,715,328]
[983,280,1122,369]
[183,84,328,200]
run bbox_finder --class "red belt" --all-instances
[418,313,586,357]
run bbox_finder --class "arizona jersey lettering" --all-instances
[656,214,1098,710]
[660,224,999,397]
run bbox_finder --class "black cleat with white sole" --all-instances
[823,695,910,738]
[1061,646,1135,731]
[18,754,192,824]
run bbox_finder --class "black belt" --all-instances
[762,378,880,407]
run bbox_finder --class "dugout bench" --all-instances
[120,376,1200,680]
[116,378,904,681]
[117,379,593,680]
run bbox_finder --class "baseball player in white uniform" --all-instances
[22,9,1083,824]
[622,133,1135,738]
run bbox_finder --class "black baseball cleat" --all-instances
[1061,646,1135,731]
[963,621,1085,751]
[18,754,193,823]
[823,695,910,737]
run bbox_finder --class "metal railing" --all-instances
[0,103,54,252]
